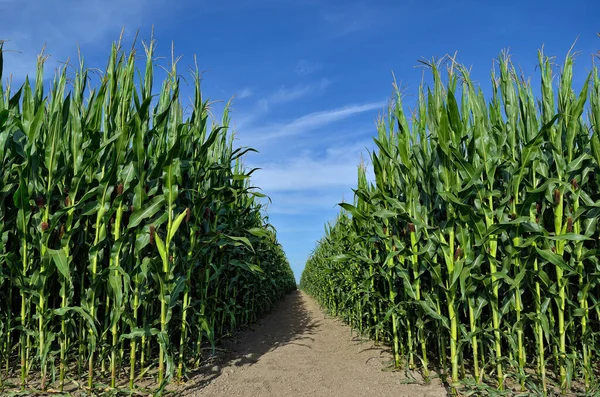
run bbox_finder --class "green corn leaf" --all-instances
[53,306,98,337]
[154,231,168,266]
[119,326,160,341]
[222,235,254,252]
[128,196,165,228]
[167,208,188,244]
[535,247,573,272]
[372,208,398,218]
[48,248,70,281]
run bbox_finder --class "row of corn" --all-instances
[301,49,600,395]
[0,37,296,394]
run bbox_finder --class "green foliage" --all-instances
[301,49,600,395]
[0,37,296,394]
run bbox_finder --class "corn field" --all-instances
[301,49,600,395]
[0,37,296,394]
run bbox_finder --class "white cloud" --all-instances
[268,78,330,105]
[322,3,379,37]
[250,139,373,192]
[264,191,348,215]
[295,59,320,76]
[241,100,385,142]
[1,0,162,81]
[234,78,334,129]
[254,159,358,192]
[237,87,253,99]
[319,1,402,39]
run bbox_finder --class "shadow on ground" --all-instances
[171,290,320,395]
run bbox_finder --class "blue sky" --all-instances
[1,0,598,281]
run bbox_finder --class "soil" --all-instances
[0,290,449,396]
[173,290,448,397]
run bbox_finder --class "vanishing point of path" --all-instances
[176,290,447,397]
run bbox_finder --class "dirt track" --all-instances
[176,290,447,397]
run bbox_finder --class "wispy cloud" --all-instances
[252,140,373,193]
[253,158,358,192]
[295,59,320,76]
[235,78,333,128]
[268,78,330,105]
[241,100,385,142]
[249,140,374,215]
[237,87,254,99]
[1,0,162,80]
[264,191,350,215]
[322,3,380,37]
[319,2,402,38]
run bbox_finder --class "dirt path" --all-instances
[176,290,448,397]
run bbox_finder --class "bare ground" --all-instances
[174,290,448,397]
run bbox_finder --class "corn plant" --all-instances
[301,47,600,395]
[0,36,296,395]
